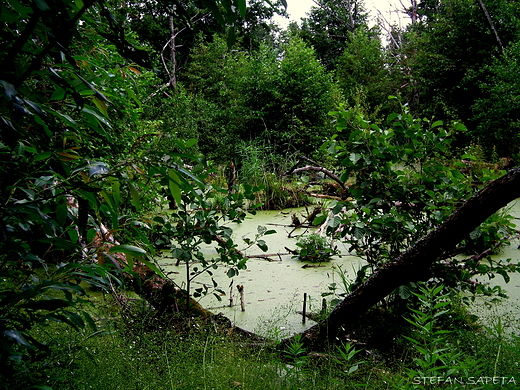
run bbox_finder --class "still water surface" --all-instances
[157,202,520,337]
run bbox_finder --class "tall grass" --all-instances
[3,284,520,390]
[237,141,310,209]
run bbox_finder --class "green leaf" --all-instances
[77,75,109,102]
[3,329,32,348]
[92,96,109,118]
[34,151,53,161]
[236,0,246,18]
[201,0,225,25]
[227,28,237,47]
[349,153,361,164]
[56,198,68,226]
[168,169,182,206]
[453,122,467,132]
[226,268,236,278]
[63,310,85,329]
[49,109,78,128]
[257,240,268,252]
[100,190,115,209]
[109,244,146,255]
[137,257,165,279]
[50,87,66,101]
[82,311,98,332]
[34,0,50,11]
[185,138,198,148]
[129,183,141,211]
[110,178,121,206]
[81,106,112,129]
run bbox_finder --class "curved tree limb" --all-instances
[285,156,348,192]
[296,167,520,349]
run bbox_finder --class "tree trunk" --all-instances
[168,15,177,89]
[296,166,520,349]
[476,0,504,52]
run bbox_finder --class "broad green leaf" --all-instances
[226,268,236,278]
[92,96,108,118]
[185,138,198,148]
[34,0,50,11]
[110,178,121,206]
[100,190,115,209]
[49,109,78,128]
[109,244,146,255]
[257,240,268,252]
[453,122,467,132]
[236,0,246,18]
[81,106,112,129]
[67,227,79,244]
[128,183,141,211]
[227,28,237,47]
[50,86,66,101]
[77,75,108,102]
[168,169,182,206]
[201,0,225,25]
[34,151,53,161]
[138,257,165,278]
[63,310,85,329]
[56,198,68,226]
[349,152,361,164]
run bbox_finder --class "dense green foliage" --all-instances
[5,284,520,389]
[322,103,518,296]
[0,0,267,371]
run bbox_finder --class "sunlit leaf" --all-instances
[92,96,108,118]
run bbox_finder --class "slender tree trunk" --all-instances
[296,167,520,349]
[169,15,177,89]
[410,0,418,24]
[476,0,504,52]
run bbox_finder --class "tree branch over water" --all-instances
[295,166,520,348]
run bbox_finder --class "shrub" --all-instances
[294,234,338,263]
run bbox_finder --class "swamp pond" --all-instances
[156,201,520,338]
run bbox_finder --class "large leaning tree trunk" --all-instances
[295,166,520,349]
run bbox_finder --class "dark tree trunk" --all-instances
[296,167,520,349]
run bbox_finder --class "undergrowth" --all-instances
[2,284,519,390]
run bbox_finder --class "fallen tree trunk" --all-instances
[295,166,520,349]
